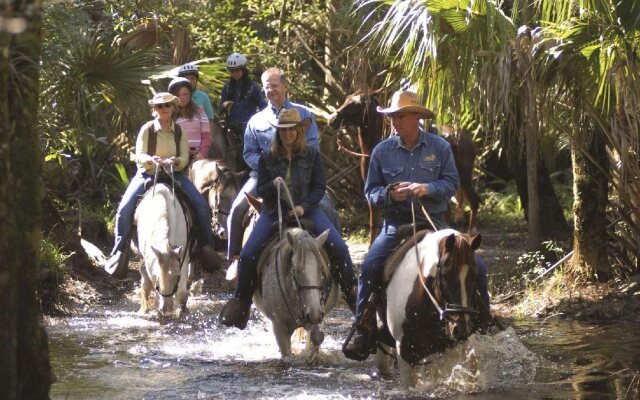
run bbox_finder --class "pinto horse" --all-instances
[376,229,489,386]
[329,93,480,243]
[253,228,339,360]
[135,183,191,317]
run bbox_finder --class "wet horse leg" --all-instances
[305,324,325,362]
[139,265,153,314]
[272,320,293,358]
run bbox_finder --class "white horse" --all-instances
[253,227,339,360]
[375,229,489,386]
[135,183,190,317]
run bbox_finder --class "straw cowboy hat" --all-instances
[148,92,179,106]
[269,108,311,129]
[376,90,436,119]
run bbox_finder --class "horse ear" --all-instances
[245,193,262,213]
[286,231,296,247]
[171,245,184,259]
[234,171,246,183]
[315,229,329,247]
[470,234,482,251]
[214,162,222,176]
[445,233,456,253]
[151,245,164,261]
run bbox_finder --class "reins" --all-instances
[149,159,190,298]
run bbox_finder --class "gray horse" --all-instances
[253,227,339,360]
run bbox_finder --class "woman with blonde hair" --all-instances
[218,108,357,329]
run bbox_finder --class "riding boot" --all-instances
[104,250,128,278]
[342,292,378,361]
[219,298,251,329]
[201,244,224,272]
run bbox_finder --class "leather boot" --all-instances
[201,244,224,272]
[343,329,372,361]
[104,251,128,277]
[219,298,251,329]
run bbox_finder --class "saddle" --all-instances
[382,223,432,285]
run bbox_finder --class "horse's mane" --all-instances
[137,184,172,245]
[276,228,330,278]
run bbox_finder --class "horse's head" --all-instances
[285,228,330,326]
[150,243,184,316]
[208,164,244,239]
[429,232,483,341]
[329,92,378,129]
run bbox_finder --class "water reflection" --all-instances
[48,290,640,399]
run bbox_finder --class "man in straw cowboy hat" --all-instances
[341,90,490,361]
[218,108,357,329]
[225,67,340,276]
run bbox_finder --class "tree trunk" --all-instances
[569,123,610,280]
[0,1,52,398]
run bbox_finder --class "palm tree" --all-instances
[354,0,570,247]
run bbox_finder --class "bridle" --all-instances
[409,198,479,322]
[273,179,327,326]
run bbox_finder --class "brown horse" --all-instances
[329,93,480,243]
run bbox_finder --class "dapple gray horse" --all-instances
[135,183,190,317]
[253,227,339,360]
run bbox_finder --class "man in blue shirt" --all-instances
[342,90,489,361]
[226,67,340,271]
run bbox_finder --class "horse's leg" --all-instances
[374,343,395,376]
[176,261,190,317]
[139,266,153,314]
[305,324,325,362]
[272,321,293,358]
[397,353,419,387]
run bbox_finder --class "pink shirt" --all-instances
[175,106,211,158]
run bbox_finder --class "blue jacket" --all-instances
[220,80,267,124]
[365,129,459,222]
[243,100,319,178]
[257,147,326,216]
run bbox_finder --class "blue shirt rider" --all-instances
[341,90,490,361]
[225,67,338,272]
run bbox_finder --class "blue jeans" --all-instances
[110,170,214,255]
[234,207,356,301]
[355,220,489,322]
[226,177,341,259]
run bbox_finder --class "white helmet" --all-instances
[178,63,199,77]
[168,77,192,93]
[226,52,248,70]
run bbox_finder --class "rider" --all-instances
[226,67,340,273]
[103,92,223,275]
[341,90,490,361]
[177,63,215,121]
[168,77,212,161]
[218,108,357,329]
[220,52,267,141]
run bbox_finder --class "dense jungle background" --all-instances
[1,0,640,397]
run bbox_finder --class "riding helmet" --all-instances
[168,77,192,94]
[226,53,248,70]
[178,63,199,77]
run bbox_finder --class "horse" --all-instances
[209,103,247,172]
[329,93,481,243]
[253,227,339,360]
[134,183,191,317]
[375,228,490,386]
[190,159,245,244]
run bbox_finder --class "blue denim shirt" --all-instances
[243,100,319,178]
[257,147,325,216]
[365,129,459,222]
[220,81,267,124]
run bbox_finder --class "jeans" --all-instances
[110,170,213,255]
[234,207,356,301]
[226,177,341,259]
[355,220,490,322]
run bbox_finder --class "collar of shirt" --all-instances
[391,129,429,150]
[268,100,292,117]
[152,119,176,133]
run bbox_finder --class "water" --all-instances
[48,289,640,399]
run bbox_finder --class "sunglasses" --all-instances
[154,103,173,109]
